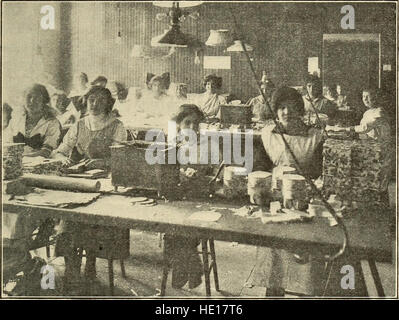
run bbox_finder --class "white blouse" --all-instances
[261,124,324,176]
[355,107,390,142]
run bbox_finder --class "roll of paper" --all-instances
[22,174,101,193]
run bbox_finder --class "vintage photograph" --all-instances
[1,0,397,299]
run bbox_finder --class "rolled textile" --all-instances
[22,174,101,193]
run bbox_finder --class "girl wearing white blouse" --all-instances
[326,88,391,142]
[252,86,326,296]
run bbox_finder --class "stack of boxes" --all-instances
[322,138,391,205]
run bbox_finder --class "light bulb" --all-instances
[261,71,267,83]
[115,31,122,45]
[194,50,201,65]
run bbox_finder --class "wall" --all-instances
[2,1,396,104]
[2,2,64,106]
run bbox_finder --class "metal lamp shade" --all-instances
[153,1,203,8]
[205,29,231,47]
[151,26,189,47]
[226,40,254,52]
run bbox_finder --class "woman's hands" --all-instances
[52,150,107,170]
[84,159,106,170]
[325,124,350,132]
[52,152,73,166]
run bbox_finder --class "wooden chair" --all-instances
[160,238,219,296]
[84,227,130,295]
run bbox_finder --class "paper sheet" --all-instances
[15,188,100,208]
[203,56,231,69]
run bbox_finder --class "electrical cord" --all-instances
[229,7,348,266]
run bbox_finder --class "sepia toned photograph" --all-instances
[1,0,397,301]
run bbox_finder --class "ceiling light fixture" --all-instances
[151,1,201,47]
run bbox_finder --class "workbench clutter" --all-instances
[22,157,64,176]
[130,196,158,207]
[3,143,24,180]
[322,138,392,206]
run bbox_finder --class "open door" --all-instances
[322,34,380,106]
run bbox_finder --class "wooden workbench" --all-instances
[3,193,394,297]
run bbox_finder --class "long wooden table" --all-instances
[3,194,394,296]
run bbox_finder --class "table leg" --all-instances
[108,258,114,296]
[209,239,220,292]
[120,259,127,278]
[201,239,211,297]
[368,259,385,297]
[160,242,169,297]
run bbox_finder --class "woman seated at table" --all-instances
[168,82,188,102]
[50,91,77,126]
[13,83,62,158]
[303,74,337,120]
[68,72,90,119]
[137,72,176,129]
[52,86,127,292]
[164,104,218,289]
[248,79,275,122]
[192,74,227,119]
[252,86,326,296]
[335,84,347,108]
[326,87,391,143]
[323,84,337,103]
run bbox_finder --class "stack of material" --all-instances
[3,143,24,180]
[223,166,248,199]
[282,174,309,210]
[322,138,391,205]
[247,171,272,205]
[23,157,64,176]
